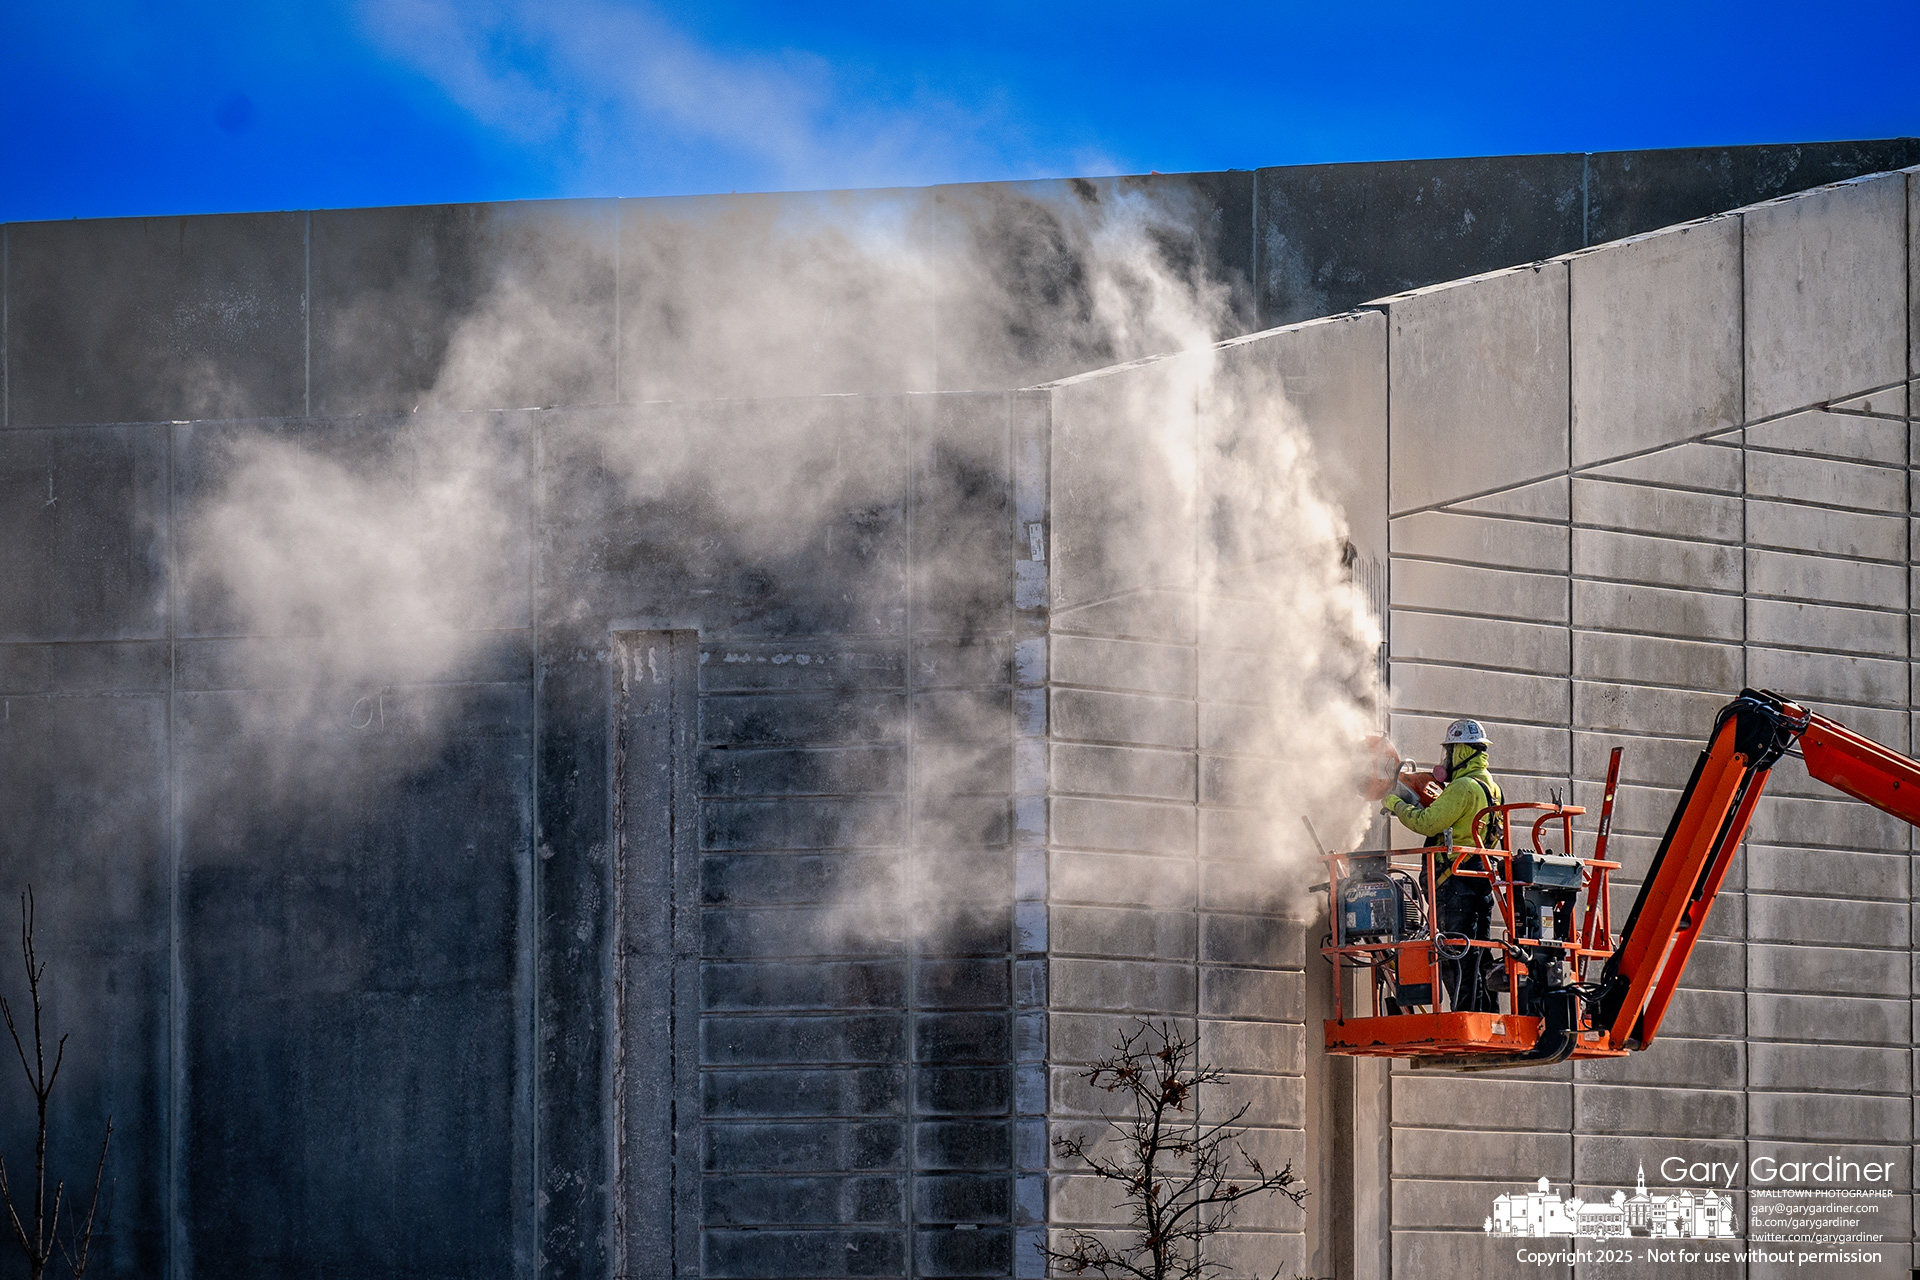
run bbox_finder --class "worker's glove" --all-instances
[1390,780,1420,806]
[1380,796,1403,817]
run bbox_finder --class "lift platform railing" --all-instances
[1320,776,1628,1064]
[1325,690,1920,1069]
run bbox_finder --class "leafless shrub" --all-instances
[0,889,112,1280]
[1043,1019,1305,1280]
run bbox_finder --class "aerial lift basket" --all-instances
[1322,690,1920,1071]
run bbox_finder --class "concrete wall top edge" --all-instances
[1551,206,1742,263]
[1031,308,1382,392]
[8,138,1913,229]
[1362,160,1915,310]
[12,139,1914,426]
[1361,257,1562,310]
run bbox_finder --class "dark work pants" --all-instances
[1438,876,1495,1012]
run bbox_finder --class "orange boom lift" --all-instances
[1321,689,1920,1071]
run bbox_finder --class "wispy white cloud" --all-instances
[355,0,1102,194]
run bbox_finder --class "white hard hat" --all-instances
[1443,718,1491,746]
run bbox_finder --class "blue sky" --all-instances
[5,0,1918,222]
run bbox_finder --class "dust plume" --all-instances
[176,179,1380,924]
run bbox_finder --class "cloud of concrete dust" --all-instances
[175,181,1380,930]
[1039,266,1381,917]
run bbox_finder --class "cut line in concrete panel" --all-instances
[1748,597,1907,658]
[1569,215,1742,467]
[1445,474,1569,520]
[1389,660,1570,726]
[1744,173,1909,420]
[1389,609,1570,674]
[1745,449,1907,513]
[1380,262,1570,514]
[1745,498,1905,562]
[1576,434,1743,492]
[1571,476,1743,542]
[1388,558,1570,623]
[1573,526,1743,592]
[1572,630,1743,693]
[1829,384,1909,417]
[1747,546,1906,608]
[1571,578,1744,642]
[1746,405,1907,465]
[1389,509,1569,573]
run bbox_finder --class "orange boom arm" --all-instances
[1596,690,1920,1051]
[1320,688,1920,1070]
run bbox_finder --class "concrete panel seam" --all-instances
[1420,507,1568,530]
[1746,441,1910,472]
[165,420,182,1280]
[1388,376,1914,520]
[302,211,311,418]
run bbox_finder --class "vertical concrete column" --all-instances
[1042,358,1205,1268]
[905,392,1021,1279]
[1011,392,1052,1277]
[609,629,701,1277]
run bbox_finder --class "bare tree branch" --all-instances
[1039,1019,1307,1280]
[0,888,113,1280]
[60,1119,112,1280]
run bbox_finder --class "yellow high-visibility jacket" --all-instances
[1383,756,1503,847]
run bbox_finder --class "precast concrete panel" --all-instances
[4,214,306,425]
[1253,153,1585,329]
[1569,215,1743,467]
[0,679,169,1276]
[1450,473,1570,520]
[0,423,168,642]
[309,201,618,416]
[1380,262,1571,514]
[1213,310,1388,562]
[1744,173,1910,421]
[1582,138,1920,247]
[620,189,936,403]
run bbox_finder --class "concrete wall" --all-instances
[3,146,1917,1280]
[6,141,1914,420]
[1039,312,1388,1278]
[0,387,1041,1279]
[1379,167,1918,1279]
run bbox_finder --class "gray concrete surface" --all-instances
[0,144,1915,1280]
[1383,165,1918,1279]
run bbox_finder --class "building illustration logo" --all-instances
[1486,1166,1738,1240]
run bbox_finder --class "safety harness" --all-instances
[1429,771,1504,885]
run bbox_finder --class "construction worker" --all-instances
[1381,719,1504,1012]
